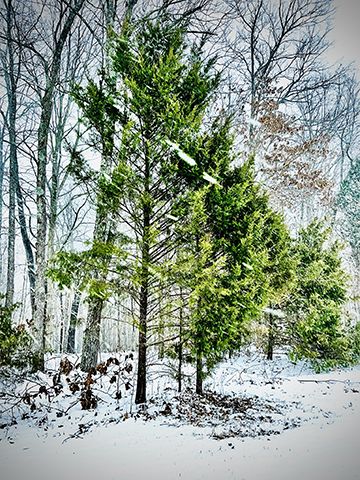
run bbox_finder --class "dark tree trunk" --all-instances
[67,293,80,354]
[135,205,150,404]
[15,164,35,312]
[135,146,150,405]
[267,313,274,361]
[196,355,203,395]
[135,299,147,403]
[178,295,183,393]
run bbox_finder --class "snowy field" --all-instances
[1,351,359,480]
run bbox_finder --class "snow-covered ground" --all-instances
[1,351,359,480]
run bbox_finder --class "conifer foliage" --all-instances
[285,221,357,371]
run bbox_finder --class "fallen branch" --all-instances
[298,379,360,385]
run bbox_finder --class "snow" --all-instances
[1,351,360,480]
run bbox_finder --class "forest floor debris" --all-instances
[1,349,358,444]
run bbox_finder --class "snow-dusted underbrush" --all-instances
[0,351,136,440]
[1,349,360,445]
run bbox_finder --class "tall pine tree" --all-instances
[71,16,222,403]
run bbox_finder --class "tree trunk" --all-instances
[59,291,65,353]
[195,236,203,395]
[15,162,35,312]
[196,354,203,395]
[80,211,110,370]
[178,293,183,393]
[267,313,274,361]
[80,296,103,371]
[67,293,80,354]
[135,285,148,403]
[33,107,48,350]
[4,0,17,308]
[135,182,150,405]
[6,140,15,308]
[0,124,4,286]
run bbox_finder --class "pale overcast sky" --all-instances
[328,0,360,73]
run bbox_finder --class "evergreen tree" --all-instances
[165,186,231,395]
[69,16,222,403]
[165,125,295,392]
[0,294,41,371]
[205,156,296,363]
[285,220,354,371]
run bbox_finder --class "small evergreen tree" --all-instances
[166,134,295,392]
[285,220,355,371]
[165,187,231,394]
[205,156,296,356]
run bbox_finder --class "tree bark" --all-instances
[0,123,4,285]
[196,354,203,395]
[67,292,81,354]
[178,291,183,393]
[79,211,110,371]
[81,296,103,370]
[15,161,35,312]
[135,153,150,404]
[267,313,274,361]
[59,291,65,353]
[135,280,148,404]
[4,0,17,308]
